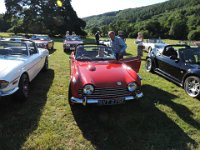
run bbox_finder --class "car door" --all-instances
[120,56,141,73]
[156,49,185,83]
[27,42,43,81]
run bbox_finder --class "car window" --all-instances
[28,42,38,55]
[65,36,81,41]
[0,41,28,56]
[75,45,116,60]
[31,35,50,40]
[181,48,200,64]
[163,47,177,58]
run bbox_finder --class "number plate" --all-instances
[98,98,125,105]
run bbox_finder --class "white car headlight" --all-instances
[128,82,137,92]
[0,80,9,89]
[83,84,94,95]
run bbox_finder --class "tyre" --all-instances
[51,43,54,50]
[184,76,200,98]
[148,47,152,53]
[145,57,154,72]
[14,74,29,101]
[68,83,73,105]
[42,57,48,72]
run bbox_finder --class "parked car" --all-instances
[99,39,111,47]
[145,44,200,98]
[9,35,27,42]
[142,38,167,53]
[63,35,83,52]
[192,42,200,47]
[31,34,54,50]
[68,43,143,106]
[0,40,49,101]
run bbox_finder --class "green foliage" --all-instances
[85,0,200,40]
[188,29,200,40]
[0,14,10,32]
[4,0,86,36]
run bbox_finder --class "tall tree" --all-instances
[4,0,87,35]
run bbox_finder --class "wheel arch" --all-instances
[19,72,30,84]
[182,73,200,87]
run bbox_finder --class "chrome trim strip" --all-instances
[70,92,143,105]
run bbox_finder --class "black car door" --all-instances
[156,48,186,84]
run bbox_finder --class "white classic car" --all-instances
[99,40,111,47]
[0,40,49,101]
[142,39,167,53]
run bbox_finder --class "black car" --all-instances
[145,44,200,98]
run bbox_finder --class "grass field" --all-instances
[0,36,200,150]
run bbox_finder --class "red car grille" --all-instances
[78,87,132,99]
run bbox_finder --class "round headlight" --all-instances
[128,82,137,92]
[0,80,9,89]
[83,84,94,95]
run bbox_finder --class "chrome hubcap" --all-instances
[186,78,200,97]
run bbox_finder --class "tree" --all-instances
[169,13,188,40]
[0,14,10,32]
[188,29,200,40]
[4,0,86,36]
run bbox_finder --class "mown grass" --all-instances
[0,36,200,150]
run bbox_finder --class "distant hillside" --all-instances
[83,0,200,40]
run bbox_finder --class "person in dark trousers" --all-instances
[95,31,100,44]
[135,32,144,58]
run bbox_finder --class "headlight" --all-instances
[0,80,9,89]
[83,84,94,95]
[128,82,137,92]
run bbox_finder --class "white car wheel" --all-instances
[145,58,154,72]
[184,76,200,98]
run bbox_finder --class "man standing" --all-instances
[95,31,100,44]
[118,30,126,42]
[108,31,127,60]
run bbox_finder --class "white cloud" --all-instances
[0,0,6,14]
[71,0,168,18]
[0,0,168,17]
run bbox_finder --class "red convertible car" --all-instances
[68,44,143,106]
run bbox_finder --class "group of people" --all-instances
[66,31,76,36]
[95,30,144,60]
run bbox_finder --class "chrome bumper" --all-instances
[70,92,143,106]
[0,87,19,97]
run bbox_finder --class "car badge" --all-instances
[117,82,122,86]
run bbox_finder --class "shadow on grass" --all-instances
[71,84,197,150]
[0,69,54,149]
[49,48,56,55]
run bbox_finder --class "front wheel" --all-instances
[184,76,200,98]
[68,83,74,106]
[145,58,154,72]
[42,57,48,72]
[14,74,29,101]
[148,47,152,53]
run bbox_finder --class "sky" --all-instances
[0,0,168,18]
